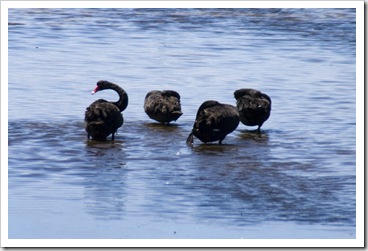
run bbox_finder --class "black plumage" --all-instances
[234,88,271,132]
[186,100,239,145]
[84,80,128,141]
[144,90,183,124]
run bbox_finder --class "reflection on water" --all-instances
[8,119,356,232]
[83,164,128,221]
[7,8,356,239]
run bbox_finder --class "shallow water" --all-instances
[7,8,356,239]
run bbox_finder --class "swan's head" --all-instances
[91,80,112,94]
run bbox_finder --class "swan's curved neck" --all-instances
[109,84,128,112]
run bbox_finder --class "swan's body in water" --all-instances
[84,80,128,141]
[186,100,239,145]
[234,88,271,132]
[144,90,183,124]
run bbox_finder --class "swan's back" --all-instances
[234,88,271,130]
[187,100,239,144]
[144,90,183,123]
[84,99,123,140]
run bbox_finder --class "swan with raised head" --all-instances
[84,80,128,141]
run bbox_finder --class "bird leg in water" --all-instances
[257,125,261,134]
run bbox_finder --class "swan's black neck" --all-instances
[96,81,128,112]
[109,83,128,112]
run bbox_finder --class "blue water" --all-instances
[7,8,356,239]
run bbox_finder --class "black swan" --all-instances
[144,90,183,124]
[186,100,239,145]
[234,88,271,132]
[84,80,128,141]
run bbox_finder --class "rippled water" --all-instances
[7,8,356,240]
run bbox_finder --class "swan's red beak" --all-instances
[91,86,100,95]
